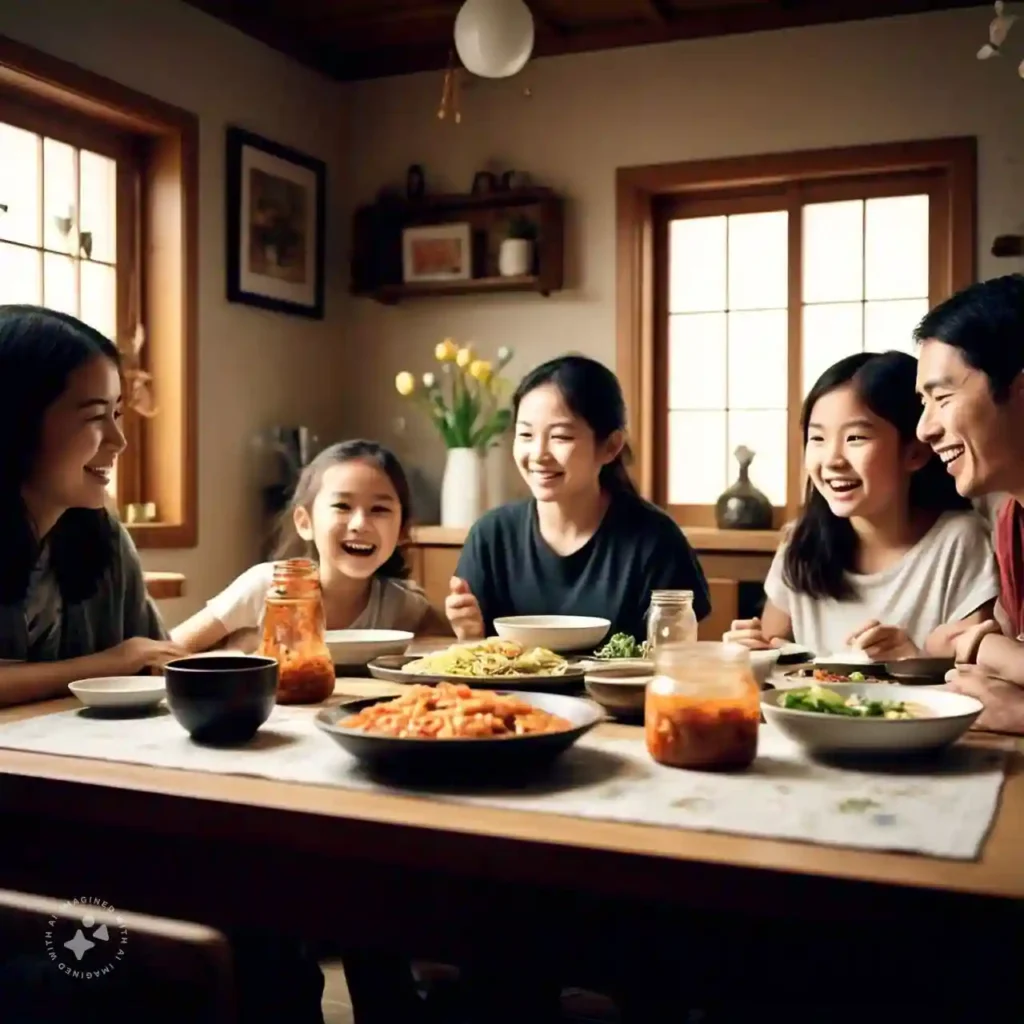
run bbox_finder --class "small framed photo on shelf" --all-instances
[226,126,326,319]
[401,223,472,283]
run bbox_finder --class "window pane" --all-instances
[0,123,41,247]
[43,138,77,254]
[727,309,788,410]
[864,298,929,356]
[669,216,726,313]
[43,252,77,316]
[0,242,42,305]
[803,200,862,304]
[865,194,929,300]
[728,211,787,310]
[668,312,726,410]
[79,149,117,265]
[668,410,726,505]
[81,261,117,341]
[727,410,787,507]
[802,302,863,397]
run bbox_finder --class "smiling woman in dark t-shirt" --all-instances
[446,353,711,644]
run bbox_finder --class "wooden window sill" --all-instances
[127,522,196,550]
[144,572,185,600]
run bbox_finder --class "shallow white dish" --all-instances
[325,629,414,666]
[749,649,783,687]
[493,615,612,653]
[761,682,983,756]
[583,665,651,717]
[68,676,166,709]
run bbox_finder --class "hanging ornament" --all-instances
[454,0,534,80]
[978,1,1016,59]
[437,50,462,123]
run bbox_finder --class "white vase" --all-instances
[498,238,532,277]
[441,447,484,527]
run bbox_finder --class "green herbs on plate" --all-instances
[780,684,918,720]
[593,633,650,660]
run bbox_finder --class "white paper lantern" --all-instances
[454,0,535,79]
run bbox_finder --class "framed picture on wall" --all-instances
[401,223,472,283]
[225,126,326,319]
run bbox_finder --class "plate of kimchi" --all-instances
[315,682,603,774]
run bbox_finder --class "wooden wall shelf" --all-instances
[351,187,564,305]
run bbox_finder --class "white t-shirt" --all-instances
[206,563,433,636]
[764,511,999,657]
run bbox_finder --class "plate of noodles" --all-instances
[367,638,585,691]
[315,682,604,773]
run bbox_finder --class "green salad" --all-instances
[780,684,916,720]
[593,633,650,659]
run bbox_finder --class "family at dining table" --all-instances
[3,271,1024,1021]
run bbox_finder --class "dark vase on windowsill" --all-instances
[715,446,773,530]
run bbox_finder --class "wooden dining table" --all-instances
[0,640,1021,1004]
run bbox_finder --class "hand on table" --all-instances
[845,620,918,662]
[723,618,785,651]
[105,637,190,675]
[945,666,1024,735]
[445,577,485,641]
[950,621,1003,666]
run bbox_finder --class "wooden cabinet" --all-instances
[406,525,779,640]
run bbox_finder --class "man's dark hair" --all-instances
[913,274,1024,401]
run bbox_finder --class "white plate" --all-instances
[68,676,166,709]
[761,682,983,756]
[325,629,414,666]
[493,615,612,653]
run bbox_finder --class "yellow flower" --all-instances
[468,359,492,384]
[394,371,415,397]
[434,338,458,362]
[455,346,473,368]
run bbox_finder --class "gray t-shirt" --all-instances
[764,510,999,657]
[0,516,166,663]
[206,562,433,635]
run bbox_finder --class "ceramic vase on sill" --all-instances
[715,445,773,530]
[441,447,484,527]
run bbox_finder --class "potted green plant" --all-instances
[499,214,538,278]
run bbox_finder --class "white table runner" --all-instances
[0,705,1007,860]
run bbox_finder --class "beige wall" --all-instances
[0,0,351,622]
[343,7,1024,491]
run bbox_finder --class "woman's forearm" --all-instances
[976,633,1024,686]
[0,653,114,708]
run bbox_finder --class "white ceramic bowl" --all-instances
[493,615,612,653]
[68,676,166,709]
[325,629,414,666]
[761,682,983,756]
[749,649,783,687]
[583,666,650,717]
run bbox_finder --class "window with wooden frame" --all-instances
[0,35,198,549]
[616,138,976,528]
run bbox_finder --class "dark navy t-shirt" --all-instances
[455,495,711,642]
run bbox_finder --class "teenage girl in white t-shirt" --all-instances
[172,439,446,653]
[726,351,998,660]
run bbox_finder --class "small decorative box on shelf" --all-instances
[351,187,564,305]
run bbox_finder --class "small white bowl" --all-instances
[761,682,983,756]
[68,676,166,709]
[749,649,783,687]
[583,666,650,718]
[325,629,414,666]
[493,615,612,653]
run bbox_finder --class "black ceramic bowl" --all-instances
[164,655,278,745]
[315,690,604,778]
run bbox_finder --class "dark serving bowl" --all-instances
[315,690,604,778]
[164,655,278,745]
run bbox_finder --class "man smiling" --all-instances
[915,273,1024,732]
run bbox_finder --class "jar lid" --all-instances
[650,589,694,605]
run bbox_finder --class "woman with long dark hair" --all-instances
[0,305,184,706]
[446,353,710,643]
[726,350,997,659]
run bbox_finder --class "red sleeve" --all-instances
[995,498,1023,637]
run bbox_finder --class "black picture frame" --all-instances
[225,126,326,319]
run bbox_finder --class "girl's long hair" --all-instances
[783,351,970,601]
[512,354,640,499]
[0,305,122,605]
[272,439,412,579]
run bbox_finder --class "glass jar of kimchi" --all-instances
[645,641,760,771]
[258,559,335,705]
[646,590,698,653]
